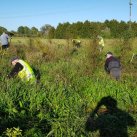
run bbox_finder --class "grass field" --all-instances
[0,37,137,137]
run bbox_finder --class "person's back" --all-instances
[8,57,36,83]
[17,59,36,82]
[105,52,121,80]
[0,32,9,45]
[97,35,104,52]
[99,37,104,47]
[0,32,10,49]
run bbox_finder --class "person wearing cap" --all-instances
[97,35,104,52]
[0,32,11,50]
[104,52,121,80]
[8,57,36,83]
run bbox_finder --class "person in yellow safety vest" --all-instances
[72,39,81,48]
[8,57,36,83]
[97,35,104,52]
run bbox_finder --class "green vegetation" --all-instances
[1,20,137,39]
[0,37,137,137]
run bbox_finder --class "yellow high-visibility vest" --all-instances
[99,37,104,47]
[17,59,36,82]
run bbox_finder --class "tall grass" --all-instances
[0,37,137,136]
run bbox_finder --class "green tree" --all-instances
[0,26,7,34]
[47,27,55,39]
[40,24,54,37]
[31,27,39,36]
[17,26,31,36]
[24,26,31,36]
[55,22,70,39]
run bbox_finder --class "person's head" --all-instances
[106,52,113,58]
[11,57,19,66]
[98,96,117,110]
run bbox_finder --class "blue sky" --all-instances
[0,0,136,31]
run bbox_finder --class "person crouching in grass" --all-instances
[8,57,36,83]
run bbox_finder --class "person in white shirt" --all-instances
[0,32,11,50]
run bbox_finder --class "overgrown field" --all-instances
[0,37,137,137]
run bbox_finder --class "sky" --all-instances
[0,0,136,31]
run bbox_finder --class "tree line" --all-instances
[0,19,137,39]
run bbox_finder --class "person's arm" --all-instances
[7,34,11,43]
[8,62,23,78]
[104,59,109,73]
[85,101,103,132]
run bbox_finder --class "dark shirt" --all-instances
[104,56,120,73]
[8,62,23,78]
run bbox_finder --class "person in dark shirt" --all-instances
[104,52,121,80]
[85,96,136,137]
